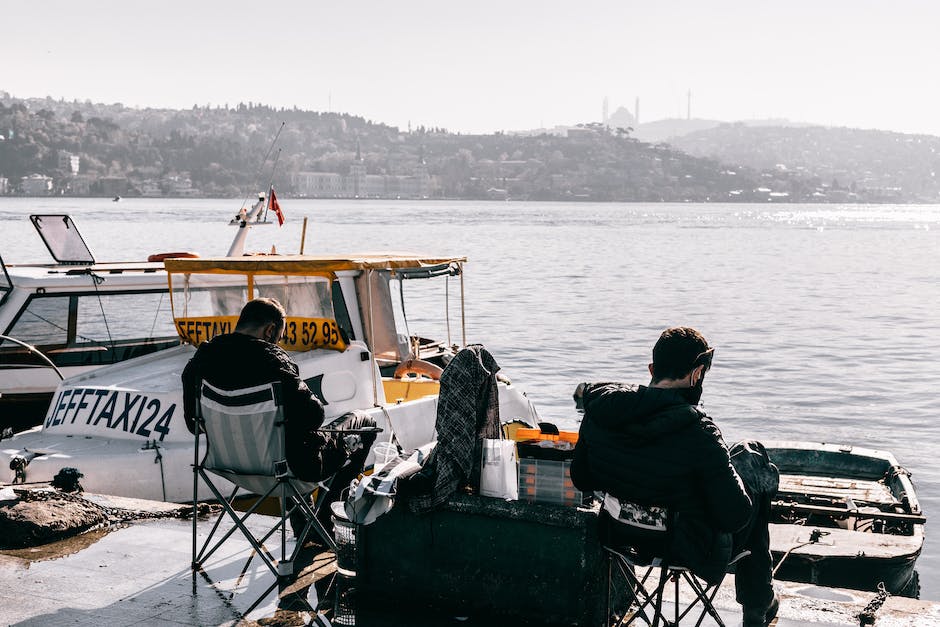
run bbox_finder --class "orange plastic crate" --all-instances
[513,428,579,444]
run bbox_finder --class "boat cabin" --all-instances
[0,216,178,431]
[163,253,468,408]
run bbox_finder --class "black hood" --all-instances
[582,382,702,442]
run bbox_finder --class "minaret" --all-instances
[415,145,430,198]
[603,97,609,126]
[349,137,366,197]
[687,89,692,120]
[635,97,640,126]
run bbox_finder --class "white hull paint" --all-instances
[0,341,540,502]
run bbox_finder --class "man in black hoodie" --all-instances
[181,297,376,532]
[571,326,778,627]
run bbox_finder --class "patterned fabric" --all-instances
[407,344,501,513]
[603,493,668,531]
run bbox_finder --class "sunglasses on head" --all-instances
[692,347,716,372]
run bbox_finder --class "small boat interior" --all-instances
[768,444,925,536]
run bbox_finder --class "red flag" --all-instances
[269,186,285,226]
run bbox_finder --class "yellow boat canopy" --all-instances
[164,254,467,276]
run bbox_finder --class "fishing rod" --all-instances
[238,121,285,212]
[261,148,283,223]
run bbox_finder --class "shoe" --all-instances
[742,594,779,626]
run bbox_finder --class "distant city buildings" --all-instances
[20,174,53,195]
[57,150,80,175]
[291,144,433,199]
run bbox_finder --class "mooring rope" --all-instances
[771,528,829,577]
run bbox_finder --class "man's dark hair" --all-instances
[235,298,285,331]
[651,326,710,382]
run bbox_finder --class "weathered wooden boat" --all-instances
[767,441,925,596]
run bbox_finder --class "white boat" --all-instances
[0,196,274,433]
[0,252,540,502]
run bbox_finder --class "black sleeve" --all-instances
[570,412,597,493]
[180,350,201,435]
[273,349,325,435]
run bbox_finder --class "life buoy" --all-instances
[394,358,443,381]
[147,252,200,262]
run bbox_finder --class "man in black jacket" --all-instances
[181,298,376,532]
[571,326,778,627]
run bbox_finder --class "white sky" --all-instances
[5,0,940,135]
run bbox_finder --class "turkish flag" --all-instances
[269,186,285,226]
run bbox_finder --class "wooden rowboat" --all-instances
[767,441,925,597]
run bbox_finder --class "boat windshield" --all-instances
[0,255,10,307]
[169,271,346,352]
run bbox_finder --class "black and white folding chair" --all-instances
[601,494,749,627]
[190,380,337,614]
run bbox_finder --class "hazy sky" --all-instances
[6,1,940,135]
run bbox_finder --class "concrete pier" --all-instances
[0,496,937,625]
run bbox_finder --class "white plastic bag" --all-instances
[479,438,519,500]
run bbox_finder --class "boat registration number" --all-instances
[44,388,177,441]
[174,316,347,351]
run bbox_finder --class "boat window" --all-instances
[357,271,407,363]
[255,275,334,319]
[0,255,10,307]
[169,272,346,351]
[389,271,459,356]
[30,214,95,264]
[176,282,248,319]
[332,281,355,341]
[1,292,181,367]
[74,292,177,344]
[2,296,71,348]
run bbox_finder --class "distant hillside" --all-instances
[669,123,940,202]
[0,93,935,202]
[633,118,812,144]
[0,95,779,202]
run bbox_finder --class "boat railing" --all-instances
[772,499,926,527]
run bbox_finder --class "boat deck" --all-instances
[779,473,897,505]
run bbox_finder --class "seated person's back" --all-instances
[571,327,779,627]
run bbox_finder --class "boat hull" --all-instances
[770,523,922,596]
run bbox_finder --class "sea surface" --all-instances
[2,198,939,598]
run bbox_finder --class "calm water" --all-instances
[2,198,939,598]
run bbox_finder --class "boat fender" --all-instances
[147,252,200,262]
[394,358,443,381]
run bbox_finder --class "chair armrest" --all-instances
[316,426,384,434]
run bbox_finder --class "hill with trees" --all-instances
[668,123,940,202]
[0,93,936,203]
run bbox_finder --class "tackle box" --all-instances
[516,439,583,507]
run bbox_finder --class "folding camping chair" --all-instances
[190,380,377,614]
[601,495,749,627]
